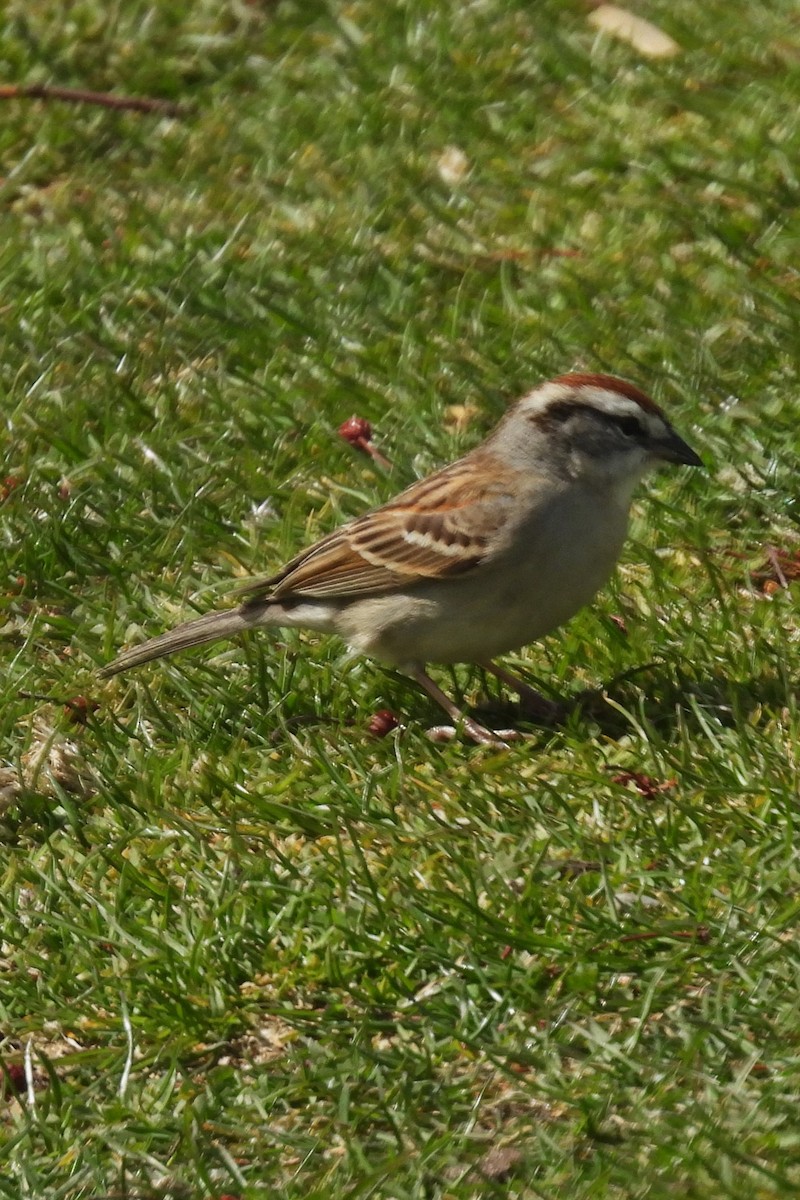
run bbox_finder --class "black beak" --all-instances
[653,428,703,468]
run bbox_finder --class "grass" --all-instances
[1,0,800,1195]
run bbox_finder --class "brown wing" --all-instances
[239,453,518,604]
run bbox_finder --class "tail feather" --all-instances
[98,604,269,678]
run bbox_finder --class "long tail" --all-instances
[98,604,271,678]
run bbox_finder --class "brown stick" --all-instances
[765,545,790,590]
[595,925,711,951]
[0,83,188,117]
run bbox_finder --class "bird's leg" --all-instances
[480,660,564,725]
[406,664,519,747]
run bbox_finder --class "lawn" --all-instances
[1,0,800,1196]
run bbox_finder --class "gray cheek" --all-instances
[568,440,617,479]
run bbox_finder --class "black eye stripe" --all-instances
[615,415,643,437]
[527,400,648,439]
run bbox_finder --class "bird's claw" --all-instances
[425,723,522,748]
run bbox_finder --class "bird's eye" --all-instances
[616,416,641,438]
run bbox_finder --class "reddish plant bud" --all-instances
[367,709,400,737]
[1,476,21,502]
[337,416,391,469]
[612,771,676,798]
[4,1063,25,1093]
[338,415,373,445]
[64,696,100,725]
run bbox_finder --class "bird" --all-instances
[99,372,702,745]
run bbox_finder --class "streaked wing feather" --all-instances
[270,535,406,598]
[241,454,517,604]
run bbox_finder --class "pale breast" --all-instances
[341,490,631,666]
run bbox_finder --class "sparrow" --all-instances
[99,373,702,745]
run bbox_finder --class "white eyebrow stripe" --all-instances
[518,383,670,432]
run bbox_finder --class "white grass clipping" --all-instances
[589,5,681,58]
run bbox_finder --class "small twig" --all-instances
[19,691,70,704]
[765,545,790,590]
[19,691,99,724]
[0,83,188,117]
[595,925,710,951]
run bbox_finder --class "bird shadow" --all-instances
[471,662,795,742]
[128,658,793,750]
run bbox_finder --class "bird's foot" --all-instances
[426,721,523,748]
[406,664,524,748]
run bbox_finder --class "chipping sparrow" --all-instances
[99,373,702,745]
